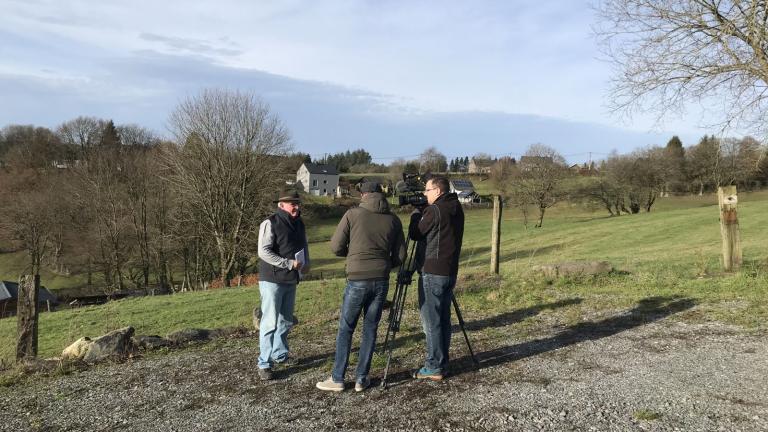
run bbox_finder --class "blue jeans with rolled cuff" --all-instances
[418,273,455,373]
[258,281,297,369]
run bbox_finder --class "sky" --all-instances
[0,0,723,163]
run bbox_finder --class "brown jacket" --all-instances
[331,192,406,280]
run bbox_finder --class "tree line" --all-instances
[1,88,766,293]
[0,89,294,293]
[490,136,768,228]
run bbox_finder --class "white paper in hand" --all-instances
[295,249,306,279]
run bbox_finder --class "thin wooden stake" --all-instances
[491,195,502,274]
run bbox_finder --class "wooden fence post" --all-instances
[718,186,742,271]
[491,195,503,274]
[16,274,40,362]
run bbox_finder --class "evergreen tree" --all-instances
[100,120,121,148]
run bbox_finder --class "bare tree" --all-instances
[1,125,65,169]
[510,144,570,228]
[117,124,157,148]
[419,146,448,173]
[686,135,723,194]
[720,136,763,188]
[71,144,132,292]
[596,0,768,133]
[57,116,104,158]
[0,171,60,275]
[164,89,292,286]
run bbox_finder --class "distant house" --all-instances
[296,163,340,196]
[570,162,598,176]
[0,280,58,318]
[468,158,494,174]
[450,179,482,204]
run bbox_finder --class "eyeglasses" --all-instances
[424,188,437,193]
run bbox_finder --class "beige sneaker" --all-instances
[354,377,370,392]
[316,377,344,392]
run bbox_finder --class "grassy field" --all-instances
[1,191,767,364]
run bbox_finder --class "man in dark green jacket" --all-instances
[316,182,406,392]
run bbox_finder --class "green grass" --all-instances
[633,409,662,421]
[1,191,767,364]
[0,279,348,362]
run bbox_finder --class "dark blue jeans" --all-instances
[332,278,389,383]
[418,273,455,373]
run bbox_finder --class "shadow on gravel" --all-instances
[461,298,583,332]
[382,298,583,354]
[276,299,583,380]
[443,295,696,379]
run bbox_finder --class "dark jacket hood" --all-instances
[359,192,390,214]
[436,192,461,214]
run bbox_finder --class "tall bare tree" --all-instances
[511,144,570,228]
[0,170,61,275]
[419,146,448,173]
[57,116,104,158]
[165,89,292,285]
[596,0,768,133]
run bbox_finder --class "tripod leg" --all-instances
[381,283,403,352]
[452,295,479,366]
[381,282,409,388]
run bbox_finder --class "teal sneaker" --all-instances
[413,367,444,381]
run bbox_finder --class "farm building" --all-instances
[0,280,58,318]
[296,163,340,196]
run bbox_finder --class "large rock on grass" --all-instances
[532,261,613,279]
[61,337,93,361]
[83,327,136,363]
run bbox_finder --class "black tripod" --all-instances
[380,238,478,388]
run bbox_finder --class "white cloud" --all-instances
[0,0,715,136]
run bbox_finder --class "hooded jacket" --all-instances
[330,192,406,280]
[408,192,464,277]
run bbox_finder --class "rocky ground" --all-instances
[1,297,767,431]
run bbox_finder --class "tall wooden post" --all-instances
[16,274,40,362]
[718,186,742,271]
[491,195,502,274]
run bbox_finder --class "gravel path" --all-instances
[2,300,767,431]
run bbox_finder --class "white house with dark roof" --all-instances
[296,162,340,196]
[449,179,482,204]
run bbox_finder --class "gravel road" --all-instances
[2,298,767,431]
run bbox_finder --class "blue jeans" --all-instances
[418,273,455,373]
[331,278,389,383]
[258,281,297,369]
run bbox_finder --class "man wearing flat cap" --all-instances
[256,188,310,380]
[316,181,406,392]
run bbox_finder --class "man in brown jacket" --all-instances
[316,182,406,392]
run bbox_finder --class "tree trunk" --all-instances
[16,275,39,362]
[535,206,546,228]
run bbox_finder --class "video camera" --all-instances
[395,172,431,207]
